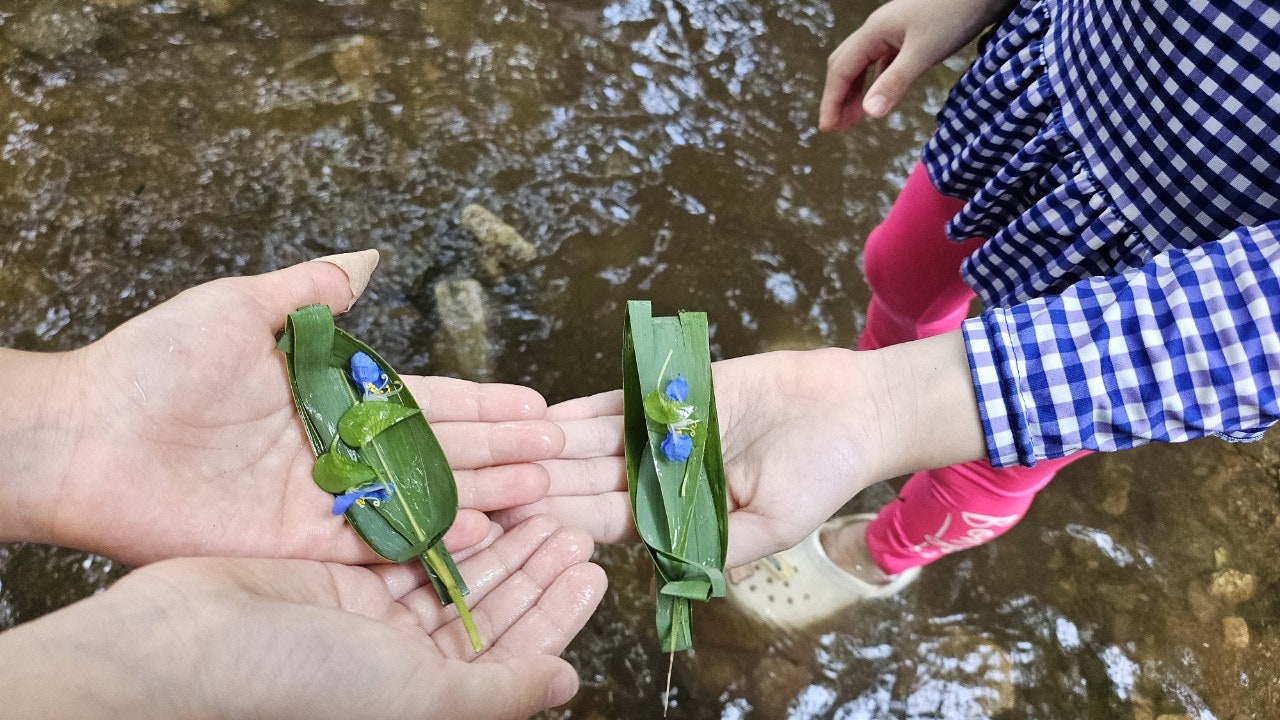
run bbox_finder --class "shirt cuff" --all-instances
[962,313,1037,467]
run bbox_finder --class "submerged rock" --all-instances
[1131,695,1157,720]
[4,1,104,59]
[0,40,19,70]
[1223,616,1250,649]
[897,629,1016,718]
[460,204,537,278]
[331,35,390,101]
[1208,568,1258,605]
[1101,473,1131,516]
[432,278,492,382]
[183,0,249,17]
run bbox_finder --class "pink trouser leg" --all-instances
[857,161,1088,575]
[856,162,981,352]
[863,455,1082,574]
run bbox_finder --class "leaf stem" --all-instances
[663,636,676,717]
[677,452,695,498]
[672,477,701,558]
[377,443,482,652]
[655,348,674,386]
[424,546,484,652]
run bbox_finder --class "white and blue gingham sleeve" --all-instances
[963,220,1280,468]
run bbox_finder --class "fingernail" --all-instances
[312,249,380,308]
[545,668,580,707]
[864,94,888,117]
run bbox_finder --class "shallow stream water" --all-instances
[1,1,1277,717]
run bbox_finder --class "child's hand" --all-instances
[494,336,986,569]
[819,0,1013,131]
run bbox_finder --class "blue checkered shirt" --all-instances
[920,0,1280,467]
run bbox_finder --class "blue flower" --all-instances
[664,374,689,403]
[350,352,390,396]
[660,430,692,462]
[332,481,394,515]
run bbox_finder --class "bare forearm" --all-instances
[975,0,1018,24]
[0,593,186,719]
[0,347,83,544]
[855,331,987,479]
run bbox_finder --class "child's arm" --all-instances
[819,0,1016,131]
[498,221,1280,567]
[495,337,987,568]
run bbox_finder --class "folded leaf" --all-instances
[623,300,728,654]
[279,304,482,651]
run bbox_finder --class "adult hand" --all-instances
[0,251,563,565]
[495,336,985,567]
[0,515,606,720]
[819,0,1012,130]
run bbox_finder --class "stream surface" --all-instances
[1,1,1277,717]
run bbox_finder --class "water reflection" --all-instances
[1,1,1276,718]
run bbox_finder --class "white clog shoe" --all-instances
[725,513,919,632]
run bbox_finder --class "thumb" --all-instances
[310,250,379,311]
[861,46,934,118]
[229,249,380,328]
[441,655,580,720]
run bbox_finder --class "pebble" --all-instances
[460,204,538,278]
[433,278,493,381]
[332,36,390,101]
[1208,568,1258,606]
[1223,616,1250,649]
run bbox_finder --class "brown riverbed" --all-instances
[0,1,1276,717]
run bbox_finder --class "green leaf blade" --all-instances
[312,447,378,493]
[338,402,421,447]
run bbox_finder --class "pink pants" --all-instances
[859,162,1085,574]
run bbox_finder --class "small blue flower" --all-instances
[664,374,689,402]
[660,430,692,462]
[350,352,390,396]
[331,481,394,515]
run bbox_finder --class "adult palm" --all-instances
[2,515,607,720]
[19,252,561,565]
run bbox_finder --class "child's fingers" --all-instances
[862,42,934,118]
[819,33,885,131]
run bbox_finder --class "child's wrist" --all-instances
[860,331,987,477]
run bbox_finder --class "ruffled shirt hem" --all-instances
[921,0,1155,309]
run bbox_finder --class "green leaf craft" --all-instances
[623,301,729,662]
[278,304,482,651]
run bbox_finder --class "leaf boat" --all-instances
[278,303,480,651]
[623,300,729,655]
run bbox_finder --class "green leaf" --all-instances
[338,402,421,447]
[281,306,457,563]
[312,446,378,493]
[643,389,681,424]
[623,300,728,653]
[658,579,713,601]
